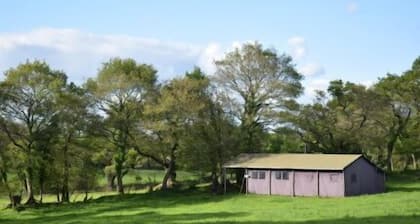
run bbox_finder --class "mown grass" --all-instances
[0,170,419,224]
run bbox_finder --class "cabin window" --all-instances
[251,171,258,179]
[330,174,339,182]
[275,171,282,180]
[275,171,289,180]
[351,173,357,183]
[282,171,289,180]
[258,171,266,179]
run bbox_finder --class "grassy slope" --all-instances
[0,171,419,224]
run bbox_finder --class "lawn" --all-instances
[0,171,419,224]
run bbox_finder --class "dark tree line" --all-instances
[0,42,418,206]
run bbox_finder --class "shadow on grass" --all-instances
[386,186,420,193]
[18,189,240,216]
[1,213,419,224]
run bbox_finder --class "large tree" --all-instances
[291,81,379,154]
[373,57,420,171]
[213,42,303,153]
[0,61,66,204]
[55,83,96,202]
[133,71,208,190]
[87,58,157,194]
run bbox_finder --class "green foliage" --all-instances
[88,58,157,194]
[214,42,303,153]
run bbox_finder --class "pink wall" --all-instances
[319,172,345,197]
[246,170,270,195]
[344,158,385,196]
[270,171,293,195]
[294,171,318,196]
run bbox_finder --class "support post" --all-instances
[269,170,271,195]
[245,169,248,195]
[223,168,227,194]
[292,171,295,197]
[317,170,320,197]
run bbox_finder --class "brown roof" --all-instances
[223,153,363,170]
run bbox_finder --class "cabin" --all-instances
[223,153,385,197]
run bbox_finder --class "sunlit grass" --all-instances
[0,170,419,224]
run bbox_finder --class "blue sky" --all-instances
[0,0,419,100]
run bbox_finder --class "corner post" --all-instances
[245,168,248,195]
[317,170,320,197]
[223,168,227,194]
[269,170,272,195]
[292,171,295,197]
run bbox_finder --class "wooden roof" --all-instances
[223,153,363,170]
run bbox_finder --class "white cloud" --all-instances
[305,79,330,98]
[0,28,209,82]
[0,28,331,90]
[346,2,359,14]
[359,80,373,87]
[298,63,325,77]
[287,36,306,60]
[197,43,224,75]
[197,40,256,75]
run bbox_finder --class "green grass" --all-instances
[0,171,419,224]
[98,170,198,186]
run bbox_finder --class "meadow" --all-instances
[0,170,419,224]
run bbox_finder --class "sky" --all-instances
[0,0,419,101]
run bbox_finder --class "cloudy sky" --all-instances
[0,0,419,101]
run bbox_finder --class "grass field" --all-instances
[0,170,419,224]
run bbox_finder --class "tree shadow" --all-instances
[20,189,240,216]
[386,186,420,193]
[1,212,418,224]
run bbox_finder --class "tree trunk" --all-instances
[107,175,116,191]
[25,167,36,205]
[83,190,89,202]
[62,144,70,203]
[386,146,394,172]
[39,187,43,204]
[39,172,45,204]
[386,133,398,172]
[115,151,125,195]
[56,185,61,203]
[235,169,245,190]
[162,161,176,190]
[0,170,13,206]
[116,172,124,195]
[210,171,219,194]
[162,143,177,190]
[412,154,417,170]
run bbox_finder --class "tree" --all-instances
[375,76,412,171]
[55,83,96,202]
[0,61,66,204]
[287,80,382,155]
[214,42,303,153]
[0,129,13,205]
[373,57,420,171]
[133,72,208,190]
[180,68,241,193]
[87,58,157,194]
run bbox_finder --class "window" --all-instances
[275,171,282,180]
[275,171,289,180]
[258,171,266,179]
[351,173,357,183]
[282,171,289,180]
[251,171,258,179]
